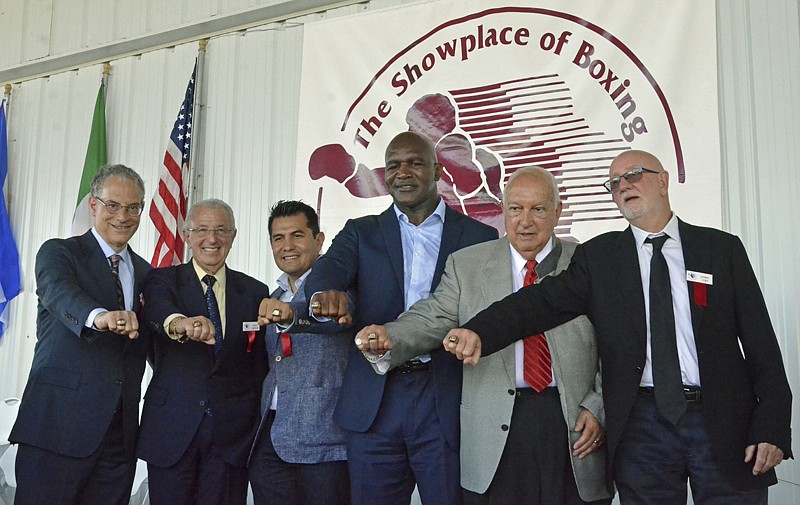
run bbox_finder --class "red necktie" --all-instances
[280,332,292,357]
[522,260,552,392]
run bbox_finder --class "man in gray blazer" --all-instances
[248,200,351,505]
[357,167,611,504]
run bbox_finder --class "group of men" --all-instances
[8,130,793,505]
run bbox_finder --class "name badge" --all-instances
[686,270,713,285]
[242,321,260,331]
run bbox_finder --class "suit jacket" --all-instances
[382,236,608,501]
[251,283,350,464]
[10,231,151,459]
[137,262,269,468]
[304,204,497,449]
[464,220,793,490]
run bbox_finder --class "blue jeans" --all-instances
[614,391,767,505]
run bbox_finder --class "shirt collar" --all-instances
[192,258,227,288]
[276,268,311,295]
[394,197,446,226]
[509,236,554,276]
[91,227,131,264]
[630,212,681,249]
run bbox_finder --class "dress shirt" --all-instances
[631,214,700,387]
[269,269,311,410]
[510,238,558,389]
[162,260,228,337]
[394,198,446,363]
[86,227,135,327]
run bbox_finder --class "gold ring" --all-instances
[448,335,458,344]
[116,319,126,326]
[272,309,281,318]
[310,301,321,310]
[193,320,202,328]
[368,333,378,342]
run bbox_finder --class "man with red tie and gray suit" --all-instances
[443,150,792,504]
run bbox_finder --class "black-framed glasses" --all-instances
[187,227,235,238]
[603,167,660,193]
[95,196,143,216]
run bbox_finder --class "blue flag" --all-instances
[0,100,21,339]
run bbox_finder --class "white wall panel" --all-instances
[1,65,104,397]
[717,0,800,498]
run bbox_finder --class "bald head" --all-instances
[385,131,438,163]
[608,150,672,232]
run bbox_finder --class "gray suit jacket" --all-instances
[381,236,609,501]
[252,283,351,464]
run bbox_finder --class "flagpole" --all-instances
[102,62,110,104]
[188,40,207,208]
[185,39,207,263]
[2,84,11,212]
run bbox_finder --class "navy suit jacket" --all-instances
[10,231,151,459]
[252,283,350,464]
[137,262,269,468]
[465,220,793,490]
[304,204,497,449]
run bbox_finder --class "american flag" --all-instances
[149,63,196,267]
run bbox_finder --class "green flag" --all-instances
[72,81,107,235]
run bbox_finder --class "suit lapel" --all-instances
[479,238,517,384]
[678,220,707,333]
[479,237,514,305]
[378,206,406,292]
[435,206,464,286]
[80,231,119,307]
[179,262,208,317]
[128,248,148,312]
[219,267,244,363]
[616,228,647,347]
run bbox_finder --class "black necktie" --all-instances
[203,275,224,358]
[109,254,125,310]
[646,234,686,424]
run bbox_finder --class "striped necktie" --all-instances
[522,260,552,392]
[109,254,125,310]
[203,275,224,358]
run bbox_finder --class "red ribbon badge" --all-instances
[247,331,256,353]
[692,282,707,307]
[280,332,292,357]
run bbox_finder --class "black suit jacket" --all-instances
[137,262,269,468]
[10,231,151,459]
[304,204,497,449]
[464,219,792,490]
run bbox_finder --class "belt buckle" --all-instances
[683,387,702,403]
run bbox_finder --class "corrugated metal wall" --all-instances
[0,0,798,501]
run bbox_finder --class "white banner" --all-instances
[296,0,719,243]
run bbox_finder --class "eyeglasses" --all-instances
[94,196,143,216]
[603,167,660,193]
[187,227,234,238]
